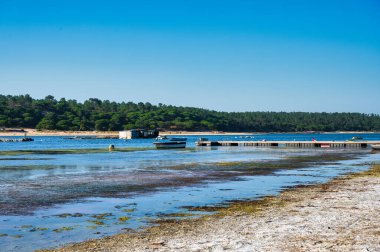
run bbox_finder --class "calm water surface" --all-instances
[0,133,379,251]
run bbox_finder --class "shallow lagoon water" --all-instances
[0,133,380,251]
[1,132,380,151]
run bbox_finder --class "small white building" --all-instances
[119,130,140,139]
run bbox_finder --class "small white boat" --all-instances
[371,144,380,150]
[346,136,364,142]
[168,137,187,141]
[156,136,187,141]
[155,135,168,140]
[153,136,187,149]
[153,141,186,149]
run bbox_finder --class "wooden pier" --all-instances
[196,140,380,149]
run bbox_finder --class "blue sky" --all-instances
[1,0,379,113]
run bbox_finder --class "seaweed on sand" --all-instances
[55,213,84,218]
[118,216,130,223]
[91,213,113,220]
[53,227,74,233]
[87,220,105,226]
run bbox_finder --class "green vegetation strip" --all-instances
[1,94,380,131]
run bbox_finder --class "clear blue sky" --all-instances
[1,0,379,113]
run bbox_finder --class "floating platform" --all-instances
[196,140,380,149]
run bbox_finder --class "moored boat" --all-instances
[155,136,187,141]
[371,144,380,150]
[167,137,187,141]
[153,141,186,149]
[349,136,363,141]
[153,136,187,149]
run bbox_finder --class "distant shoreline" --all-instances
[0,128,377,137]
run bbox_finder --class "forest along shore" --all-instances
[2,95,380,133]
[46,165,380,252]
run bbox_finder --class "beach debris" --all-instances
[149,241,166,249]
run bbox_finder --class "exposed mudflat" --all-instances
[48,165,380,252]
[1,151,355,215]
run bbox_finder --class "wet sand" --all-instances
[0,152,357,215]
[45,165,380,252]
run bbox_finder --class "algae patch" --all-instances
[53,226,74,233]
[20,225,33,229]
[122,208,136,213]
[118,216,130,223]
[91,213,113,220]
[30,227,49,232]
[55,213,84,218]
[87,220,105,226]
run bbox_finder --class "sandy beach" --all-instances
[1,128,376,137]
[0,129,256,137]
[0,129,119,137]
[44,165,380,252]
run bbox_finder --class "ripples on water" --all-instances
[0,133,379,251]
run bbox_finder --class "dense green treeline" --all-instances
[1,94,380,132]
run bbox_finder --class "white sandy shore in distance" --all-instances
[45,166,380,252]
[0,129,118,137]
[1,128,377,137]
[0,129,257,137]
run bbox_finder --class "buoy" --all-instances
[108,144,115,151]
